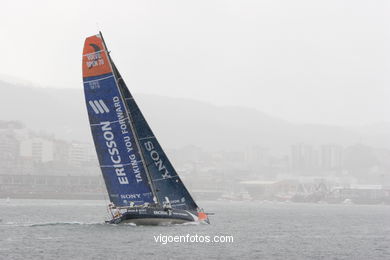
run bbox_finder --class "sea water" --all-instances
[0,199,389,259]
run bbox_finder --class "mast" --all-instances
[98,31,161,206]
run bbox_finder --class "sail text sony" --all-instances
[144,141,171,179]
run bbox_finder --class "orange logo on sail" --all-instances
[86,51,104,69]
[82,35,112,78]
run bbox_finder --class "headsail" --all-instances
[111,63,199,211]
[82,34,154,206]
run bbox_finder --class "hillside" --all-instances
[0,80,387,154]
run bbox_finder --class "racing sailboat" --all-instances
[82,32,209,225]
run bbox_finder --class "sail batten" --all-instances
[90,118,130,127]
[83,75,115,83]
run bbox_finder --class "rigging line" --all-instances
[101,35,159,205]
[114,86,160,203]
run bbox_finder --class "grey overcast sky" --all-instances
[0,0,388,125]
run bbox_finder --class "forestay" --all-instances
[111,63,199,211]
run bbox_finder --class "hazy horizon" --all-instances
[1,77,389,128]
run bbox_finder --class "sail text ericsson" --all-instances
[101,121,129,185]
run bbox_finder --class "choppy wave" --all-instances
[1,220,206,228]
[1,221,106,227]
[28,221,105,227]
[122,223,137,227]
[174,221,202,226]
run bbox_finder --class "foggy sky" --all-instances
[0,0,388,125]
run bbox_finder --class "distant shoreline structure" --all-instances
[1,176,389,205]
